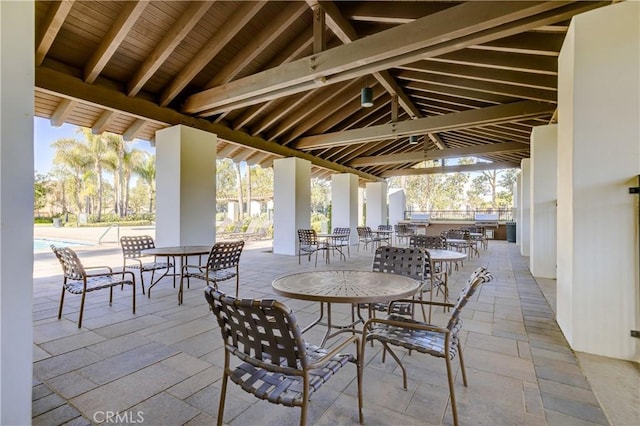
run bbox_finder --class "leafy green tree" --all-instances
[52,137,91,215]
[34,173,49,213]
[135,153,156,213]
[216,159,238,200]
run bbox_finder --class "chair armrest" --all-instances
[389,298,455,309]
[306,334,360,369]
[86,270,136,281]
[84,265,114,274]
[363,316,450,335]
[123,258,144,268]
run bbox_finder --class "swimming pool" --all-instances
[34,238,92,251]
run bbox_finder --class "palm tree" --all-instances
[135,153,156,213]
[80,129,110,221]
[51,138,91,215]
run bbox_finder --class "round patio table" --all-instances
[272,270,420,346]
[143,245,211,304]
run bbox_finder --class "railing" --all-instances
[98,223,120,245]
[404,209,514,222]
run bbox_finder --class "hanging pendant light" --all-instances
[361,87,373,107]
[409,135,419,144]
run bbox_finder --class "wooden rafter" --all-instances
[381,161,516,177]
[350,142,530,167]
[92,110,117,135]
[50,98,76,127]
[36,0,74,66]
[295,100,554,150]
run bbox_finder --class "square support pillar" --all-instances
[273,158,311,255]
[331,173,358,245]
[0,1,34,423]
[519,159,531,256]
[516,172,522,246]
[155,125,216,246]
[365,182,388,228]
[530,124,558,279]
[388,189,406,228]
[557,1,639,360]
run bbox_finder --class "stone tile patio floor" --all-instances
[31,237,636,425]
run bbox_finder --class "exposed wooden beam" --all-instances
[183,2,567,114]
[295,100,554,150]
[400,61,557,91]
[35,66,382,183]
[159,1,266,107]
[396,70,557,103]
[92,110,117,134]
[203,2,307,88]
[381,161,516,177]
[350,142,530,167]
[473,31,565,56]
[36,0,75,66]
[84,1,148,83]
[127,1,212,96]
[312,3,326,54]
[430,49,558,75]
[123,119,147,141]
[50,98,76,127]
[217,143,241,159]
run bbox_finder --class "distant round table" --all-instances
[143,245,211,304]
[272,270,420,346]
[427,248,467,274]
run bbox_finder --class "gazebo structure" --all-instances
[0,1,638,423]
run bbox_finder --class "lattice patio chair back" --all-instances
[409,234,446,250]
[51,245,136,328]
[369,246,428,318]
[120,235,173,296]
[297,228,324,266]
[182,240,244,301]
[204,287,363,426]
[332,227,351,257]
[362,267,493,426]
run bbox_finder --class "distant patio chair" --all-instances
[51,245,136,328]
[356,226,384,252]
[297,229,327,266]
[120,235,174,296]
[181,240,244,301]
[329,227,351,258]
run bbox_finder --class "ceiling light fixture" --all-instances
[361,87,373,108]
[409,135,419,144]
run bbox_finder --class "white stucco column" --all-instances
[365,181,388,228]
[0,1,33,423]
[358,187,365,225]
[273,158,311,255]
[530,124,558,279]
[331,173,358,245]
[557,1,639,361]
[388,189,406,228]
[519,159,531,256]
[515,172,522,246]
[155,125,216,246]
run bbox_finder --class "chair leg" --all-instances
[356,342,364,424]
[78,291,87,328]
[58,286,66,319]
[382,342,408,390]
[132,281,136,315]
[458,340,468,387]
[301,375,310,426]
[445,355,459,426]
[217,369,229,426]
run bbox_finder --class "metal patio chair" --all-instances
[51,244,136,328]
[205,287,363,426]
[120,235,174,296]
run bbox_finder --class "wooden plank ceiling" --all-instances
[34,0,609,183]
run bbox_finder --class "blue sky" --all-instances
[34,117,155,175]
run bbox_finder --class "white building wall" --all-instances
[0,1,34,422]
[388,189,406,230]
[155,125,216,246]
[365,182,388,228]
[557,1,639,360]
[519,159,531,257]
[273,158,311,255]
[516,172,522,247]
[530,125,558,279]
[331,173,359,245]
